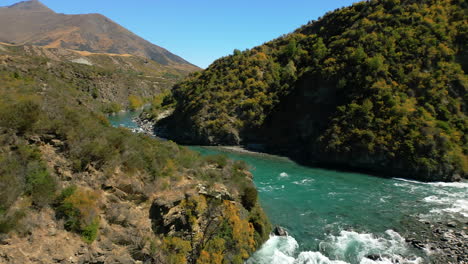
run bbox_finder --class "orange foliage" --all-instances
[64,188,100,225]
[223,201,256,253]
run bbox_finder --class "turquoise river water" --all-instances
[109,110,467,264]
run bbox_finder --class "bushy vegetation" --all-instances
[161,236,192,264]
[55,186,100,243]
[128,95,144,110]
[241,186,258,211]
[167,0,467,181]
[101,102,122,114]
[0,140,56,234]
[204,154,229,168]
[141,89,176,121]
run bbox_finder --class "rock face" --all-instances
[133,109,175,138]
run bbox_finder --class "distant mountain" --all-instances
[0,0,199,70]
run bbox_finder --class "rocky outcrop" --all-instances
[150,182,243,238]
[150,192,187,236]
[148,178,271,263]
[132,109,175,138]
[272,226,288,237]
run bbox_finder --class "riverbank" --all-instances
[132,110,171,138]
[132,115,154,135]
[408,221,467,263]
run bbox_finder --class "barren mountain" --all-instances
[0,0,198,70]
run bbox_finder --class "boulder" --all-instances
[366,254,382,261]
[197,184,234,201]
[273,226,288,236]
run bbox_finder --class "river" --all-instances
[109,110,468,264]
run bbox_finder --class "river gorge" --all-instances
[109,110,468,264]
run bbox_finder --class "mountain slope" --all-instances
[0,42,191,110]
[0,0,198,70]
[161,0,467,181]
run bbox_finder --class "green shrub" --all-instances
[241,186,257,211]
[0,156,23,211]
[55,187,100,243]
[0,98,42,134]
[249,205,271,246]
[176,147,201,169]
[161,93,176,107]
[0,210,26,234]
[82,218,99,243]
[56,185,77,202]
[0,143,56,233]
[202,169,223,183]
[0,144,55,209]
[161,236,192,264]
[26,167,56,207]
[233,160,249,171]
[128,95,144,110]
[55,187,81,232]
[101,102,122,114]
[205,154,228,168]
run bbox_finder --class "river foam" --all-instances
[247,230,422,264]
[394,178,468,189]
[292,178,315,186]
[393,178,468,222]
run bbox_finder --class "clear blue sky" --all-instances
[3,0,360,68]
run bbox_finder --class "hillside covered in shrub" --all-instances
[162,0,467,181]
[0,45,270,263]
